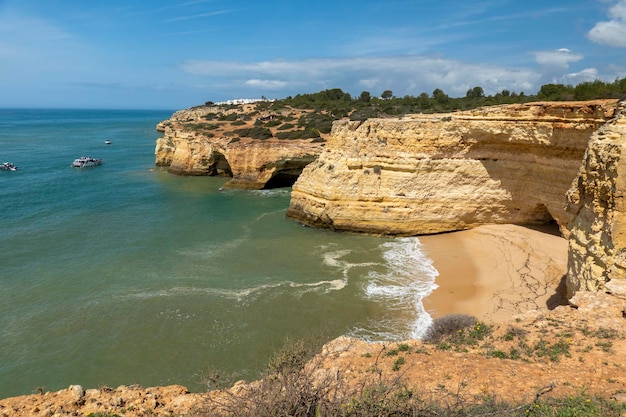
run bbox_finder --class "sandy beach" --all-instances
[420,224,569,323]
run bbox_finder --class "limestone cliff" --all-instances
[287,100,618,236]
[565,102,626,296]
[155,105,325,189]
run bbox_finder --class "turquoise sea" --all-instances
[0,109,437,398]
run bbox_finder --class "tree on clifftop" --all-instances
[381,90,393,99]
[432,88,449,104]
[465,86,484,99]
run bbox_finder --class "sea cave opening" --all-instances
[528,203,561,237]
[211,152,232,177]
[263,171,300,189]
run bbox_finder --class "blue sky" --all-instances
[1,0,625,109]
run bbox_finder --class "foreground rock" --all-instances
[287,100,618,236]
[315,290,626,406]
[0,384,202,417]
[566,103,626,296]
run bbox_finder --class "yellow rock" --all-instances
[287,100,618,237]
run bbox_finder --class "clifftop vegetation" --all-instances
[271,76,626,120]
[187,77,625,143]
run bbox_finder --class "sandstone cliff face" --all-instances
[155,106,324,189]
[565,102,626,296]
[287,100,618,236]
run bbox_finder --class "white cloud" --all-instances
[245,79,290,89]
[588,0,626,47]
[533,49,583,69]
[180,56,540,98]
[561,68,600,84]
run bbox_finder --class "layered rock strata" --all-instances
[155,106,324,189]
[287,100,618,236]
[565,102,626,296]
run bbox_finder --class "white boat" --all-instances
[71,156,103,168]
[104,139,111,145]
[1,162,17,171]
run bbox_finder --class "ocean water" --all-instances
[0,109,437,398]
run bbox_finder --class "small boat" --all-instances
[104,139,111,145]
[0,162,17,171]
[71,156,103,168]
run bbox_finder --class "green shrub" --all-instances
[218,113,239,121]
[391,357,405,371]
[397,343,411,352]
[533,339,571,362]
[264,119,282,127]
[233,127,273,140]
[277,123,295,130]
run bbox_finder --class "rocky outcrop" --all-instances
[287,100,618,236]
[155,106,325,189]
[565,102,626,296]
[0,384,202,417]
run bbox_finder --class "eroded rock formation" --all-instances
[155,106,325,189]
[287,100,618,236]
[565,102,626,296]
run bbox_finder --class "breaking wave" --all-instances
[360,237,439,340]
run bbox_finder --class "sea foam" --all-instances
[363,237,439,340]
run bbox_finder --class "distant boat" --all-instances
[0,162,17,171]
[104,139,111,145]
[71,156,103,168]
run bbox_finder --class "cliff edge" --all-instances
[566,102,626,296]
[155,104,326,189]
[287,100,618,236]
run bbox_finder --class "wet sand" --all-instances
[420,224,569,323]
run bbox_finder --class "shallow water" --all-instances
[0,109,437,397]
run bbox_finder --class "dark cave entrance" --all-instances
[263,172,299,189]
[527,203,561,236]
[209,152,232,177]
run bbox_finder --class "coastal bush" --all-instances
[297,112,334,134]
[277,122,295,130]
[232,127,273,140]
[218,113,239,121]
[533,339,571,362]
[275,128,321,140]
[264,119,283,127]
[422,314,478,344]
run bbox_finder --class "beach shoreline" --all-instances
[420,224,569,323]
